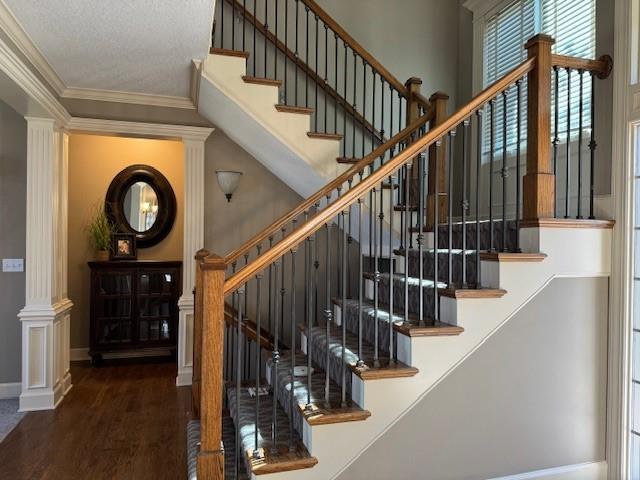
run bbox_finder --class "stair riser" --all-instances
[334,301,394,358]
[398,252,479,285]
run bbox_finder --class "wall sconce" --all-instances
[216,170,243,202]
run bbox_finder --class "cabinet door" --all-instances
[95,271,133,345]
[137,269,176,345]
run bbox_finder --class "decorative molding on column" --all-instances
[19,119,73,411]
[177,136,210,386]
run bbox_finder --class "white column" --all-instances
[176,137,207,386]
[18,118,72,411]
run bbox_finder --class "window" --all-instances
[481,0,596,156]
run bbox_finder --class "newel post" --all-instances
[523,34,556,220]
[192,248,211,419]
[427,91,449,227]
[197,253,226,480]
[405,77,423,205]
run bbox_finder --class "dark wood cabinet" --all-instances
[88,260,182,364]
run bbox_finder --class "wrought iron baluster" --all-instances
[515,80,522,252]
[501,91,508,252]
[475,111,482,286]
[305,229,314,411]
[461,119,469,287]
[372,182,380,368]
[270,261,281,455]
[244,253,250,379]
[221,0,225,49]
[404,156,410,324]
[489,99,495,251]
[334,33,338,134]
[231,0,235,50]
[323,221,332,407]
[314,15,319,130]
[362,60,367,157]
[235,286,244,477]
[577,69,585,219]
[565,68,572,218]
[589,71,597,219]
[388,171,395,360]
[252,0,256,75]
[264,0,268,77]
[288,247,296,452]
[280,228,286,344]
[252,273,263,459]
[324,24,329,132]
[343,43,348,158]
[357,188,365,368]
[340,207,348,406]
[553,66,559,217]
[305,5,309,107]
[418,152,426,324]
[433,140,440,319]
[294,0,299,105]
[447,130,455,287]
[242,0,246,51]
[274,0,278,80]
[352,52,357,159]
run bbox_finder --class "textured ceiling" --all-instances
[4,0,215,97]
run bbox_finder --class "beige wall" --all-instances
[0,100,26,384]
[204,129,302,257]
[67,134,184,349]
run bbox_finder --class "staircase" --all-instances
[190,3,614,479]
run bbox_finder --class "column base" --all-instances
[18,299,73,412]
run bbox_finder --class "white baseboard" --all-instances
[0,382,21,399]
[176,367,193,387]
[489,461,607,480]
[70,347,173,361]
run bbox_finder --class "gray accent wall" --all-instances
[337,277,608,480]
[0,100,26,384]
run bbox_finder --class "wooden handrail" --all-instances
[220,57,536,294]
[300,0,408,97]
[551,53,613,79]
[224,0,384,143]
[412,91,432,111]
[223,111,432,266]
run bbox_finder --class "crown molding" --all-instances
[67,117,214,142]
[0,0,66,95]
[61,87,196,110]
[0,28,69,124]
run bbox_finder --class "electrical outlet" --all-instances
[2,258,24,272]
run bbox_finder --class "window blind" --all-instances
[482,0,596,157]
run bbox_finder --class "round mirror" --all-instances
[123,181,159,232]
[105,165,176,248]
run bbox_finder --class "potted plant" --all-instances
[87,203,113,261]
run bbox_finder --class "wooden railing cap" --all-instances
[525,33,555,49]
[195,249,211,260]
[429,91,450,101]
[202,253,226,270]
[405,77,423,87]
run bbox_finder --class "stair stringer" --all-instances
[256,225,611,480]
[199,53,346,198]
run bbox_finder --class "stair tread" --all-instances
[210,47,250,59]
[307,132,344,141]
[440,288,507,299]
[275,104,314,115]
[333,297,463,337]
[227,386,317,475]
[302,324,418,381]
[479,252,547,262]
[336,157,359,164]
[268,352,371,428]
[242,75,283,87]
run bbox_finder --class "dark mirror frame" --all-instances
[105,165,176,249]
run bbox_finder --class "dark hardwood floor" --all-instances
[0,360,191,480]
